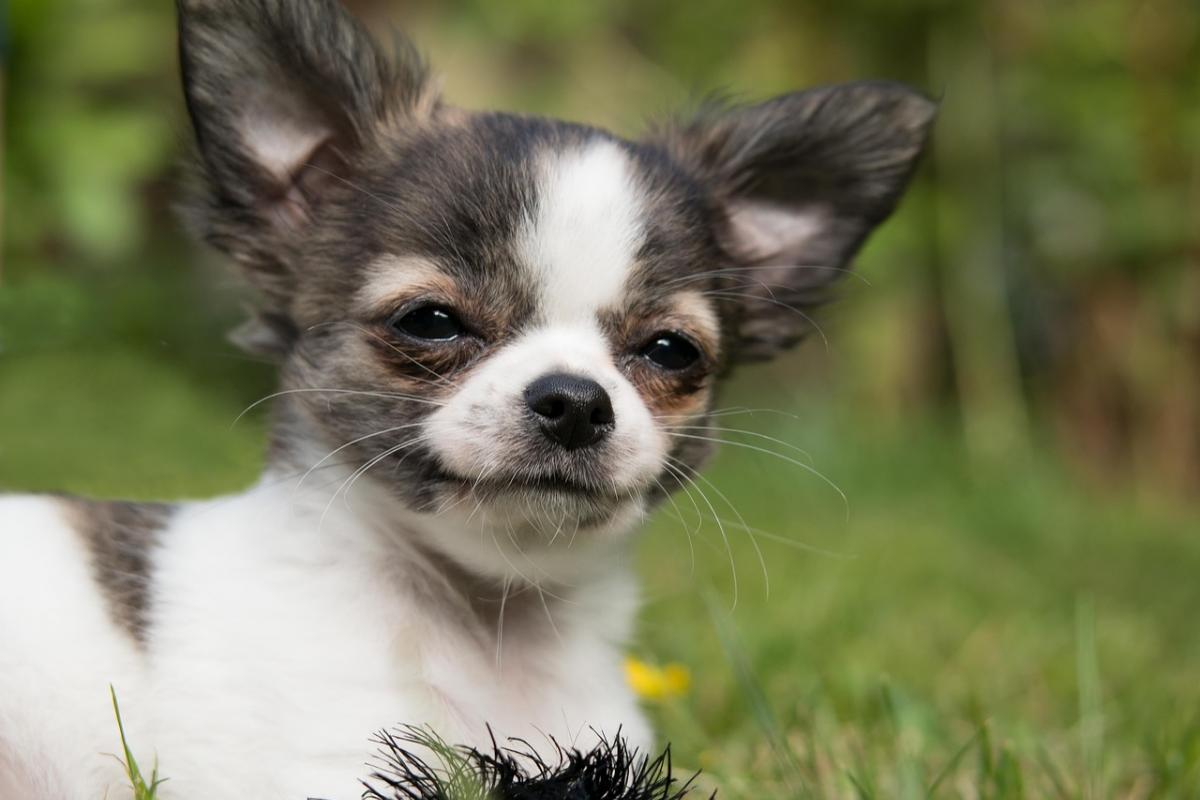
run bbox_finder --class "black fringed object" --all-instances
[354,727,714,800]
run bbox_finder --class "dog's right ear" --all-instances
[177,0,435,345]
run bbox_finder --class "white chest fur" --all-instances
[0,482,649,800]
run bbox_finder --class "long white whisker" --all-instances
[664,432,850,521]
[537,585,564,644]
[663,459,738,610]
[656,406,804,424]
[664,263,870,289]
[317,436,429,534]
[233,387,444,426]
[661,464,706,542]
[490,528,542,592]
[503,517,568,589]
[342,437,432,511]
[650,474,697,574]
[717,519,851,559]
[302,162,408,215]
[495,575,511,671]
[660,425,813,463]
[667,456,769,601]
[658,504,849,559]
[703,290,830,351]
[296,423,427,493]
[333,322,459,386]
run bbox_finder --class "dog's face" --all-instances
[178,0,933,575]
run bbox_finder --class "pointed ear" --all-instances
[176,0,436,325]
[652,82,936,361]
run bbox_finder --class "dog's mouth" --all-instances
[432,467,622,501]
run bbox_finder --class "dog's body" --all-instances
[0,485,642,799]
[0,1,934,797]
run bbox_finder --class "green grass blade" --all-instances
[702,588,810,796]
[110,685,162,800]
[927,721,987,796]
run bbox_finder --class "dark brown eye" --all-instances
[639,332,701,371]
[390,304,465,341]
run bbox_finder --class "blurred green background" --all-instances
[3,0,1199,797]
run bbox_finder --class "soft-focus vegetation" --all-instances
[3,0,1198,797]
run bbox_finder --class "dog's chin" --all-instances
[430,468,639,530]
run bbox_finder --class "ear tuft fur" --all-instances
[176,0,436,329]
[651,81,937,361]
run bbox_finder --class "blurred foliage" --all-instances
[3,0,1200,797]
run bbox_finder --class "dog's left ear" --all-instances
[177,0,435,354]
[652,82,936,362]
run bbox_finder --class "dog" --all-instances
[0,0,935,796]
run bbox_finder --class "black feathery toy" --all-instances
[349,727,714,800]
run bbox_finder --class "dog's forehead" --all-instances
[519,139,645,323]
[354,114,713,323]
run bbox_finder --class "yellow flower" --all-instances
[624,657,691,702]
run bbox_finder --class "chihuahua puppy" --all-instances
[0,0,934,797]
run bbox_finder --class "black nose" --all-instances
[523,373,615,451]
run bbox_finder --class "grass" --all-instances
[110,687,164,800]
[630,409,1200,798]
[3,268,1199,798]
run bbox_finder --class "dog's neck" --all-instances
[255,403,641,651]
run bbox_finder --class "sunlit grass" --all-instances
[631,398,1200,798]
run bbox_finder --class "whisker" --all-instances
[345,435,432,510]
[495,575,511,670]
[656,406,804,424]
[490,530,541,592]
[662,459,739,610]
[661,425,814,464]
[331,322,459,386]
[667,456,769,601]
[317,435,430,534]
[501,516,577,595]
[302,162,409,216]
[536,585,564,644]
[232,387,444,426]
[651,474,699,573]
[492,521,576,600]
[565,513,583,549]
[296,423,427,493]
[664,263,870,289]
[719,520,851,559]
[664,432,850,521]
[546,507,570,547]
[702,290,830,352]
[658,504,849,559]
[257,459,364,490]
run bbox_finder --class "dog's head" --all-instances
[178,0,934,578]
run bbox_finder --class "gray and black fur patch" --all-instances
[64,499,174,643]
[176,0,437,341]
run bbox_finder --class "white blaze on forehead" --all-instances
[519,140,645,324]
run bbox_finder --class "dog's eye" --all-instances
[390,304,465,341]
[639,332,701,371]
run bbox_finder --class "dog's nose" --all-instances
[524,373,615,451]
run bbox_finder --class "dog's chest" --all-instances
[141,497,639,798]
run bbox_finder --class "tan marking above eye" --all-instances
[613,289,721,366]
[356,255,458,317]
[668,290,720,352]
